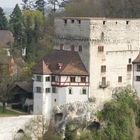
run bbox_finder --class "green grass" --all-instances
[0,106,26,117]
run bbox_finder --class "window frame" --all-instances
[69,88,72,94]
[127,64,132,72]
[36,75,42,82]
[70,77,76,82]
[46,76,50,82]
[71,45,75,51]
[98,46,104,52]
[137,65,140,71]
[118,76,122,83]
[101,65,106,73]
[136,76,140,81]
[46,88,50,93]
[81,77,86,83]
[52,87,56,93]
[36,87,42,93]
[52,76,56,82]
[82,88,87,95]
[79,45,82,52]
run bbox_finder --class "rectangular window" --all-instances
[101,65,106,73]
[36,75,41,82]
[71,19,74,23]
[60,44,64,50]
[136,76,140,81]
[102,77,106,85]
[46,76,50,82]
[52,87,56,93]
[137,65,140,71]
[128,58,131,63]
[46,88,50,93]
[69,88,72,94]
[126,21,129,25]
[127,64,132,71]
[71,45,75,51]
[52,76,56,82]
[79,45,82,52]
[82,89,87,94]
[98,46,104,52]
[81,77,86,82]
[70,77,76,82]
[118,76,122,83]
[64,19,67,24]
[78,20,81,24]
[36,87,41,93]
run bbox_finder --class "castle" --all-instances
[32,17,140,119]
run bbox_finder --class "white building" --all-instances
[32,50,89,119]
[33,17,140,117]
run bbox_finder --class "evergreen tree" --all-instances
[0,7,8,30]
[35,0,46,15]
[9,4,24,47]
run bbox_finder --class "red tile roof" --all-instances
[32,50,88,76]
[133,52,140,64]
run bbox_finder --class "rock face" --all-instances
[52,101,101,132]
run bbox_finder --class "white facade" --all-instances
[33,74,89,118]
[54,17,140,104]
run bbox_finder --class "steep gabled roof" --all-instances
[133,52,140,64]
[32,50,88,76]
[32,60,52,75]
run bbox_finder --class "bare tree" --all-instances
[24,116,49,140]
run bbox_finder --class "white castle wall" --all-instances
[54,18,140,103]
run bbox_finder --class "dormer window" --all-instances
[57,63,63,69]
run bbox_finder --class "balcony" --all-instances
[99,81,110,89]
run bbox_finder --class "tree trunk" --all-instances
[2,102,6,113]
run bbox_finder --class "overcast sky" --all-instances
[0,0,23,8]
